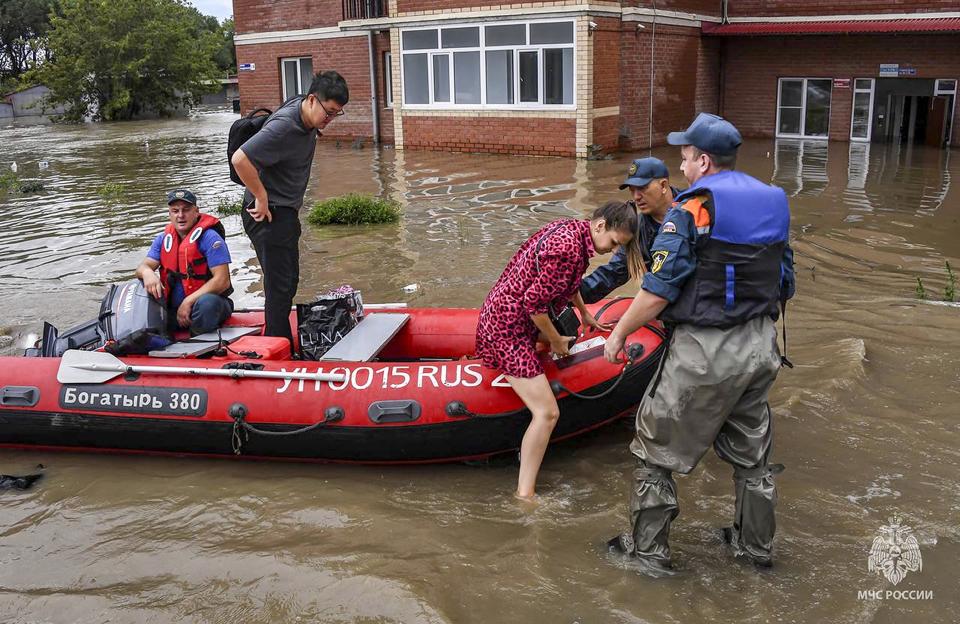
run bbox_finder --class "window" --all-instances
[777,78,832,138]
[850,78,874,141]
[384,52,393,107]
[281,57,313,101]
[399,20,575,108]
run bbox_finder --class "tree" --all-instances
[214,17,236,75]
[0,0,57,89]
[33,0,222,121]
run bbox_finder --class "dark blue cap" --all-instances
[166,189,198,205]
[619,157,670,190]
[667,113,742,155]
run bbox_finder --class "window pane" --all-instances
[453,51,481,104]
[854,78,872,91]
[298,58,313,96]
[851,92,871,138]
[282,60,298,99]
[485,50,515,104]
[485,24,525,46]
[403,54,429,104]
[779,79,802,108]
[804,79,832,136]
[402,29,438,50]
[779,108,801,134]
[937,79,957,93]
[519,51,538,102]
[433,55,450,102]
[530,21,574,44]
[442,27,479,48]
[543,48,572,104]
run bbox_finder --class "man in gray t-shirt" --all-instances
[231,70,349,346]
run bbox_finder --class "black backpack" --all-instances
[227,107,272,184]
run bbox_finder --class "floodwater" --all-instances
[1,109,958,623]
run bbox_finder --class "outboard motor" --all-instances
[99,279,170,355]
[28,280,170,357]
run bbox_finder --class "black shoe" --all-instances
[720,527,773,568]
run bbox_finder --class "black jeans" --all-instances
[242,206,301,346]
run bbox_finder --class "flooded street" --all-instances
[1,109,958,623]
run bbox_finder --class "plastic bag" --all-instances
[296,286,364,360]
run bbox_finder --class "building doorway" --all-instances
[869,78,956,147]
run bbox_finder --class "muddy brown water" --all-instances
[0,109,958,623]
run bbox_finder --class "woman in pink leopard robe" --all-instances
[476,201,644,499]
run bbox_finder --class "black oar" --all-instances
[57,350,347,385]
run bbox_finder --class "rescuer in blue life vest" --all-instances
[602,113,796,573]
[580,157,680,303]
[136,189,234,335]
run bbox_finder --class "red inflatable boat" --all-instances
[0,299,664,463]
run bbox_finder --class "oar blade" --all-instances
[57,350,124,385]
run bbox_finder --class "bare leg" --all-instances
[507,374,560,498]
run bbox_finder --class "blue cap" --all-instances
[667,113,742,155]
[166,189,198,205]
[619,157,670,190]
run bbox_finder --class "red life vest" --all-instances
[158,213,232,303]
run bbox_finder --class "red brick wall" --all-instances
[396,0,500,12]
[621,0,721,14]
[592,17,623,152]
[593,115,621,152]
[236,36,377,139]
[593,18,621,111]
[728,1,958,17]
[619,24,720,151]
[401,116,577,156]
[721,34,960,145]
[234,0,342,34]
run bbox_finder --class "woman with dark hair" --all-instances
[476,201,645,499]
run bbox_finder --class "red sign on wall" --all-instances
[833,78,851,89]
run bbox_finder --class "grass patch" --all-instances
[214,195,244,217]
[916,261,957,303]
[0,171,20,192]
[306,193,400,226]
[97,182,125,203]
[945,261,956,302]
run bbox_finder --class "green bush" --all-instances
[307,193,400,226]
[0,172,44,194]
[97,182,125,203]
[214,195,244,217]
[17,180,45,193]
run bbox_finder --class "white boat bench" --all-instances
[148,326,262,358]
[319,313,409,362]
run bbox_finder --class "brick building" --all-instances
[233,1,960,157]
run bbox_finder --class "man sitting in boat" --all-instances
[135,189,234,335]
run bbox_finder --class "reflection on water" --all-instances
[1,112,959,623]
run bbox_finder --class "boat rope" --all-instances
[229,404,344,454]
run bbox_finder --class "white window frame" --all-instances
[934,78,957,145]
[399,19,577,111]
[776,77,833,140]
[280,56,312,101]
[384,52,393,108]
[849,78,875,142]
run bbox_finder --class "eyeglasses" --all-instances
[320,101,345,118]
